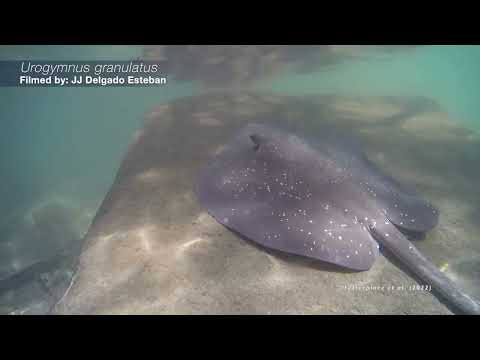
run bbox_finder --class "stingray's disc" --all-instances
[195,124,381,270]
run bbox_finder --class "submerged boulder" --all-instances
[0,200,86,314]
[142,45,421,87]
[54,92,479,314]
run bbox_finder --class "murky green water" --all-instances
[0,45,479,314]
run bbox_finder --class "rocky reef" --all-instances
[142,45,420,87]
[0,200,88,314]
[54,91,480,314]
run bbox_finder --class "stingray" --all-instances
[194,123,480,314]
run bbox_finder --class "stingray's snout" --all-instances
[249,134,267,151]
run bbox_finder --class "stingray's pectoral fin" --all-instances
[370,223,480,315]
[367,170,440,233]
[385,193,439,233]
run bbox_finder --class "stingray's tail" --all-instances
[369,224,480,315]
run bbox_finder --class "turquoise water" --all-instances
[257,45,480,130]
[0,46,199,221]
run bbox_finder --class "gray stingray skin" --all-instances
[195,123,480,314]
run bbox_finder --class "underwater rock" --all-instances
[54,92,479,314]
[142,46,421,87]
[0,200,85,314]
